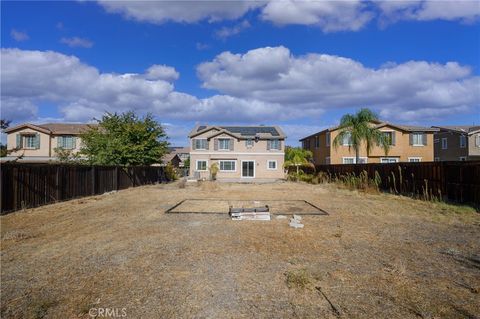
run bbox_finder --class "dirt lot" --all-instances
[1,181,479,318]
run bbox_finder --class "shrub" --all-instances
[165,163,177,181]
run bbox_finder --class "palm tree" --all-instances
[284,147,314,174]
[332,108,390,164]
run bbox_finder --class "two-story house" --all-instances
[432,125,480,161]
[188,125,286,181]
[300,121,437,164]
[3,123,93,162]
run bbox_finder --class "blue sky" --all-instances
[1,0,479,146]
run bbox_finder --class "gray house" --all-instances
[432,126,480,161]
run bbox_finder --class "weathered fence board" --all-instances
[1,164,169,214]
[312,161,480,206]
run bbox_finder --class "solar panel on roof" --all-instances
[221,126,279,136]
[197,125,207,132]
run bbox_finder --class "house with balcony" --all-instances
[432,125,480,161]
[188,125,286,181]
[300,121,438,164]
[2,123,94,162]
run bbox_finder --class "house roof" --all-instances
[168,146,190,154]
[5,122,96,135]
[432,125,480,135]
[299,121,438,141]
[189,125,286,139]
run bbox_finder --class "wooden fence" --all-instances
[311,161,480,207]
[1,164,170,214]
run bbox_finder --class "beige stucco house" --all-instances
[188,125,286,181]
[432,125,480,161]
[3,123,93,162]
[300,121,438,164]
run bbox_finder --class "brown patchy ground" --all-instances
[1,181,479,319]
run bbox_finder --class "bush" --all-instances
[165,163,177,181]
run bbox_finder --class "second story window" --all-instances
[268,139,281,150]
[315,136,320,148]
[58,136,76,149]
[194,139,208,150]
[17,133,40,149]
[245,139,254,148]
[382,131,395,145]
[411,133,426,146]
[460,135,466,148]
[218,138,231,150]
[442,137,448,149]
[342,132,352,146]
[476,134,480,148]
[326,132,330,147]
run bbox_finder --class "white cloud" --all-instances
[261,0,373,31]
[197,46,480,122]
[60,37,94,48]
[215,20,251,39]
[10,29,29,42]
[97,0,265,24]
[144,64,179,81]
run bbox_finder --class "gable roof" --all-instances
[432,125,480,135]
[5,122,96,135]
[299,121,438,141]
[189,125,286,139]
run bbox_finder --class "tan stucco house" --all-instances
[300,121,438,164]
[432,125,480,161]
[188,125,286,181]
[3,123,93,162]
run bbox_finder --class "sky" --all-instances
[1,0,480,146]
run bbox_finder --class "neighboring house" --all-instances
[432,125,480,161]
[188,125,286,181]
[2,123,93,162]
[300,121,438,164]
[162,147,190,167]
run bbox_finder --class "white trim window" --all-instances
[196,160,208,171]
[326,132,330,147]
[218,138,230,150]
[342,157,367,164]
[245,139,254,148]
[459,156,467,161]
[380,157,399,163]
[476,134,480,148]
[58,136,76,149]
[408,157,422,162]
[219,160,236,172]
[441,138,448,150]
[194,139,208,150]
[411,133,425,146]
[342,132,352,146]
[459,135,467,148]
[24,135,37,149]
[267,160,277,170]
[269,139,281,150]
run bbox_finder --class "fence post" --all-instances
[91,166,96,195]
[56,166,61,201]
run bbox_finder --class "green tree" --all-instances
[332,108,390,164]
[284,146,314,174]
[80,111,169,166]
[1,119,12,157]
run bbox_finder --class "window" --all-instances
[408,157,422,162]
[24,135,36,149]
[342,132,352,146]
[219,160,236,171]
[267,160,277,170]
[380,158,399,163]
[194,139,208,150]
[325,157,330,165]
[218,138,230,150]
[460,135,467,148]
[441,138,448,149]
[412,133,425,146]
[58,136,76,149]
[476,134,480,148]
[314,136,320,148]
[382,131,394,145]
[245,139,254,148]
[342,157,367,164]
[196,160,208,171]
[326,132,330,147]
[459,156,467,161]
[269,139,281,150]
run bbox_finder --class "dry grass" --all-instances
[1,181,479,318]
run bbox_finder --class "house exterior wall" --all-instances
[434,130,480,161]
[302,126,435,164]
[189,131,285,180]
[7,128,82,158]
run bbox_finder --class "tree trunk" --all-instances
[355,148,360,164]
